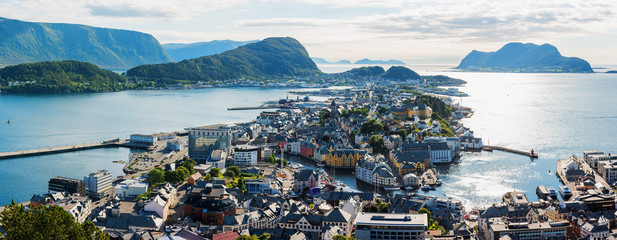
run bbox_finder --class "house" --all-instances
[184,183,237,225]
[294,169,321,193]
[188,172,203,185]
[384,135,402,150]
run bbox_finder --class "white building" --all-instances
[287,140,302,155]
[599,160,617,185]
[188,124,232,162]
[114,179,148,201]
[428,142,452,164]
[403,173,420,187]
[130,134,157,145]
[57,196,92,223]
[234,145,261,165]
[144,195,168,221]
[355,155,396,187]
[166,140,185,151]
[354,213,428,240]
[84,170,113,199]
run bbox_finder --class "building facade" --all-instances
[188,124,232,162]
[234,145,261,165]
[84,170,113,199]
[48,176,86,196]
[354,213,428,240]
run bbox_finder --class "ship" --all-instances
[547,187,558,199]
[559,185,572,200]
[536,185,550,200]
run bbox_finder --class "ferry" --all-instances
[536,185,550,200]
[547,187,558,199]
[559,185,572,199]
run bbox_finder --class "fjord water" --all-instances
[1,69,617,208]
[0,88,298,204]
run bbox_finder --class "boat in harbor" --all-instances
[317,163,324,167]
[384,186,400,191]
[559,185,572,199]
[421,185,435,191]
[536,185,550,200]
[547,187,558,199]
[436,179,442,186]
[404,186,415,191]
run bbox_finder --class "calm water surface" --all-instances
[2,68,617,208]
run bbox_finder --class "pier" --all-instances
[0,139,139,160]
[227,105,280,110]
[482,145,538,158]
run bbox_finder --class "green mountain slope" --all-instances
[0,60,127,93]
[456,42,593,73]
[162,40,257,61]
[127,37,321,81]
[0,17,172,69]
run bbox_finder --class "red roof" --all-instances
[213,231,240,240]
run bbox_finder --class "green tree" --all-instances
[148,168,165,184]
[164,170,182,183]
[210,168,221,178]
[237,177,246,190]
[227,166,241,176]
[0,200,108,240]
[224,170,236,179]
[203,174,212,181]
[258,233,271,240]
[361,119,384,134]
[177,166,190,180]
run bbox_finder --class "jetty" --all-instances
[482,145,538,158]
[227,105,280,110]
[0,139,145,160]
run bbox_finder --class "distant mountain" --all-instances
[127,37,321,81]
[312,57,331,64]
[345,66,420,80]
[606,70,617,73]
[0,60,127,94]
[0,17,172,69]
[163,40,257,61]
[345,66,385,76]
[382,66,421,80]
[311,58,352,64]
[457,42,593,73]
[354,58,406,65]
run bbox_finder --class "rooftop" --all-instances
[354,212,427,227]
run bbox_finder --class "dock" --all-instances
[227,105,280,110]
[482,145,538,158]
[0,139,137,160]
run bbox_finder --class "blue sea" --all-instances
[1,64,617,208]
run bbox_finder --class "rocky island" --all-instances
[456,42,594,73]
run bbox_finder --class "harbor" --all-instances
[0,139,130,160]
[481,145,538,158]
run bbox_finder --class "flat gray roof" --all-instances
[354,212,427,227]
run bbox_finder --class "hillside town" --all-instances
[2,82,617,240]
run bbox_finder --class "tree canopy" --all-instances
[0,201,108,240]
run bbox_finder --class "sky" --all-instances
[1,0,616,65]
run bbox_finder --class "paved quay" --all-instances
[0,139,129,160]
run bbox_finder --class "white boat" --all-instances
[547,187,557,198]
[559,185,572,199]
[435,180,442,186]
[384,187,400,191]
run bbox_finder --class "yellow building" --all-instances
[324,148,364,169]
[390,103,433,120]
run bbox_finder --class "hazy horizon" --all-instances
[2,0,617,65]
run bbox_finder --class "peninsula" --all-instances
[127,37,321,81]
[456,42,594,73]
